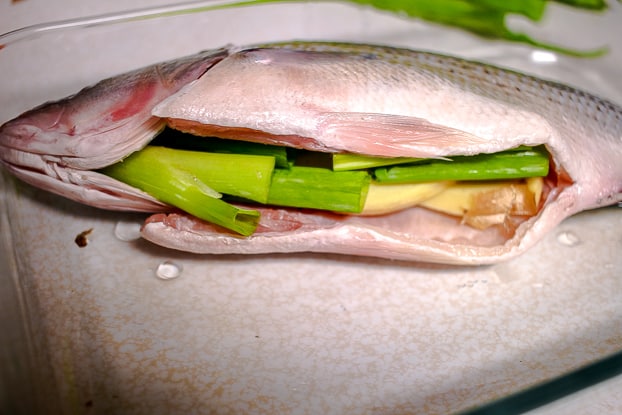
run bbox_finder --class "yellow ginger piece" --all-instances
[420,177,544,229]
[361,181,451,215]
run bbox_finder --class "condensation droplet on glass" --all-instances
[114,220,142,241]
[156,261,183,280]
[556,230,580,247]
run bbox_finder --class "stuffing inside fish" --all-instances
[0,42,620,265]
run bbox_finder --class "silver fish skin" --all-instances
[1,42,621,264]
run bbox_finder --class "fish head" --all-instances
[0,47,229,211]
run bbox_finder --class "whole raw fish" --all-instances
[1,42,621,264]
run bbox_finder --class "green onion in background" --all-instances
[189,0,610,57]
[347,0,608,57]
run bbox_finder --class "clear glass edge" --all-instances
[0,0,260,47]
[0,2,621,414]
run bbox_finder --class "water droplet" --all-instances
[114,220,142,241]
[556,230,581,247]
[530,50,557,64]
[156,261,183,280]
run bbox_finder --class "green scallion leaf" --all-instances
[332,153,423,171]
[198,0,609,57]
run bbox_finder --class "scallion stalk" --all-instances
[101,146,276,235]
[332,153,423,171]
[373,146,549,183]
[267,166,371,213]
[152,129,290,168]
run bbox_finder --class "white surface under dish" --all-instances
[1,1,621,414]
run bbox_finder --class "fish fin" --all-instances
[316,112,488,157]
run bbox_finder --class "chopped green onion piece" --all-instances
[267,166,371,213]
[113,146,275,202]
[101,146,276,236]
[332,153,423,171]
[374,146,550,183]
[162,174,260,236]
[152,129,290,168]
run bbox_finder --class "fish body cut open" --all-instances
[1,42,621,264]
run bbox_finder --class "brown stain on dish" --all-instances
[74,228,93,247]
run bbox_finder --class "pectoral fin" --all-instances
[315,112,489,158]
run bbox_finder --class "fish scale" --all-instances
[269,41,621,133]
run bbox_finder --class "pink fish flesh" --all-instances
[0,42,621,264]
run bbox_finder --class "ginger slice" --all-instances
[360,181,451,216]
[419,178,543,230]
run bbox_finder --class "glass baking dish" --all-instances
[1,1,621,414]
